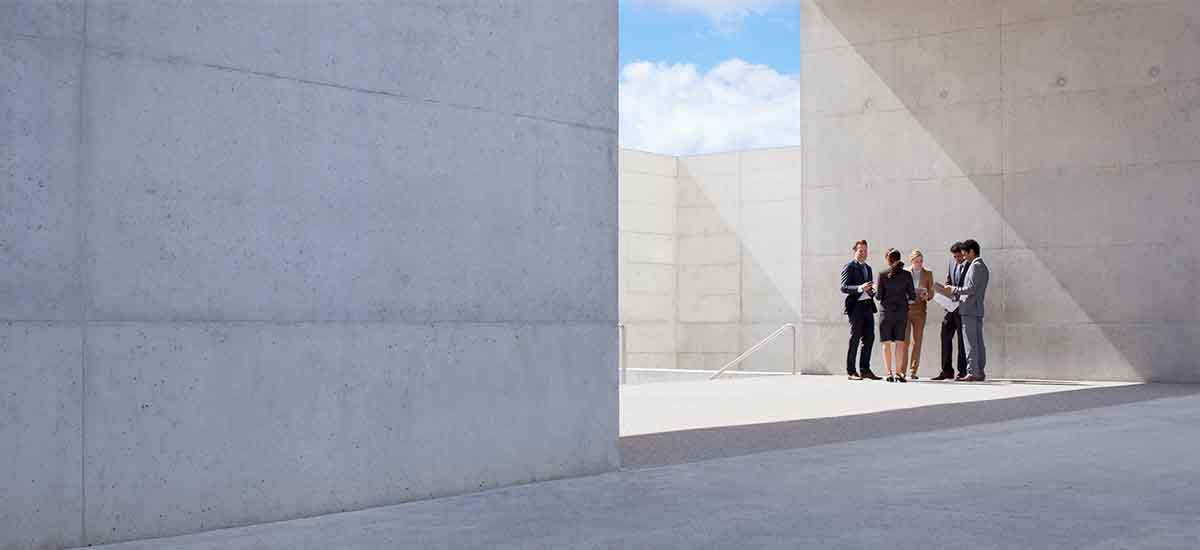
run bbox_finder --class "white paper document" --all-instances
[932,291,959,313]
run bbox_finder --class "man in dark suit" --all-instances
[840,240,881,380]
[933,242,969,381]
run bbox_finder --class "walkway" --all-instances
[620,375,1131,436]
[86,383,1200,550]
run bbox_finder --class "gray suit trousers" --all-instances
[962,315,986,379]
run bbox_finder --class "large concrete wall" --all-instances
[1,2,618,548]
[618,149,679,371]
[618,147,802,374]
[676,148,803,372]
[800,0,1200,381]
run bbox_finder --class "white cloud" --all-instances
[627,0,790,30]
[618,59,800,156]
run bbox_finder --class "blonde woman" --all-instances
[904,249,934,379]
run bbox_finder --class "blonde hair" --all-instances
[909,249,924,262]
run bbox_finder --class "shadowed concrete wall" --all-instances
[1,2,617,548]
[800,0,1200,381]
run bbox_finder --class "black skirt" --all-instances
[879,319,906,342]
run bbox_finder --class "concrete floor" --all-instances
[620,375,1132,436]
[84,382,1200,550]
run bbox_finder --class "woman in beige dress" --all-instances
[904,249,934,379]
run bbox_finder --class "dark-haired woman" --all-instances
[876,248,916,382]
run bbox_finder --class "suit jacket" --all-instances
[876,268,916,321]
[907,267,934,315]
[953,257,990,318]
[840,260,877,315]
[947,259,967,287]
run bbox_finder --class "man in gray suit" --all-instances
[939,239,989,381]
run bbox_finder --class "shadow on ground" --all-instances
[620,382,1200,469]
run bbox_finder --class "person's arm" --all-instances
[840,263,860,295]
[905,273,917,303]
[923,271,934,302]
[875,272,887,302]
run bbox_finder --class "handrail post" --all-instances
[791,323,798,376]
[617,323,627,385]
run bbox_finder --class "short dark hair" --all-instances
[962,239,981,256]
[852,239,868,250]
[949,242,963,253]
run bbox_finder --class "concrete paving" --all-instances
[620,375,1131,436]
[620,376,1165,469]
[84,384,1200,550]
[621,368,790,386]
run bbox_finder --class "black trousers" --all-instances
[940,311,968,377]
[846,303,875,375]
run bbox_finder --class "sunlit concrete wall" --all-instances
[677,149,803,372]
[619,150,678,371]
[800,0,1200,381]
[0,2,618,548]
[618,147,802,373]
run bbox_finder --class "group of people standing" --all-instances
[840,239,990,382]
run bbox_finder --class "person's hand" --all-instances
[861,281,874,293]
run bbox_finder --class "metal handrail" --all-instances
[617,323,627,385]
[709,323,798,380]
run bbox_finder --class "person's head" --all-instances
[950,242,964,264]
[852,240,868,262]
[909,249,924,271]
[885,248,904,278]
[962,239,981,260]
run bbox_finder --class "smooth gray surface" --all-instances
[0,323,83,550]
[83,1,616,130]
[84,49,615,322]
[83,322,617,544]
[0,33,82,321]
[84,389,1200,550]
[800,0,1200,382]
[1,2,618,547]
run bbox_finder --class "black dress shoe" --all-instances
[861,371,882,381]
[931,373,953,381]
[848,374,863,380]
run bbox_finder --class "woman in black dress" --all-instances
[876,248,916,382]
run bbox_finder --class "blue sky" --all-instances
[620,2,800,75]
[617,1,802,156]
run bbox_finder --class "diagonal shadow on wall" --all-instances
[676,148,803,373]
[799,0,1200,382]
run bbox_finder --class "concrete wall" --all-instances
[618,147,802,374]
[618,150,678,371]
[800,0,1200,381]
[1,2,618,548]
